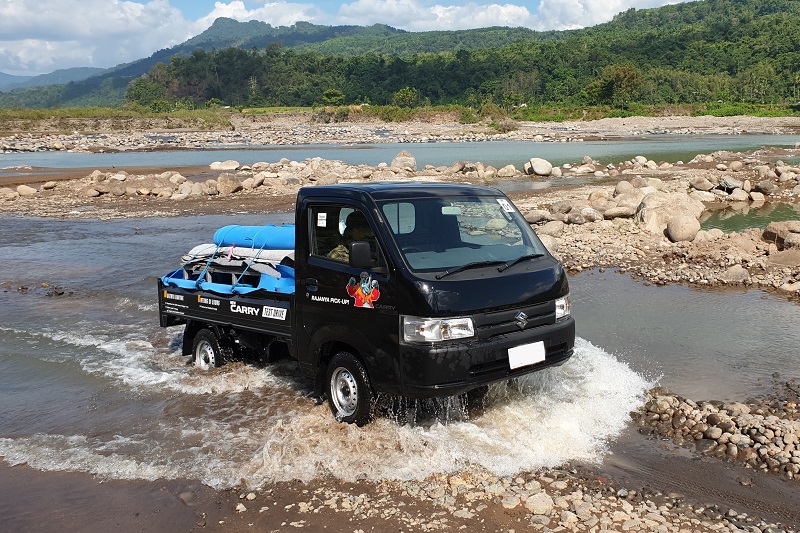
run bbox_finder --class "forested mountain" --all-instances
[1,0,798,109]
[0,19,409,108]
[0,72,31,91]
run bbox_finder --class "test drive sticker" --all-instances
[496,198,515,213]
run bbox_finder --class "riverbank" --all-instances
[2,114,800,532]
[1,112,799,153]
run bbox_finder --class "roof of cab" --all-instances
[299,181,505,201]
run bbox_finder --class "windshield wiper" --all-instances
[435,260,507,279]
[497,253,545,272]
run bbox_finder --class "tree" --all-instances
[322,88,345,106]
[393,86,419,108]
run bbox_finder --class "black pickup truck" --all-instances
[158,182,574,425]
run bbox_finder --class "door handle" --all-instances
[306,278,318,292]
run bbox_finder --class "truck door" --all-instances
[295,202,400,393]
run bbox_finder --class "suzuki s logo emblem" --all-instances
[515,311,528,329]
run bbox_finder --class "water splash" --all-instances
[0,338,651,489]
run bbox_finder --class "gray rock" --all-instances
[41,181,58,190]
[784,233,800,249]
[603,206,636,219]
[579,207,604,222]
[614,181,634,195]
[719,175,744,191]
[566,212,586,225]
[16,185,37,196]
[537,220,565,238]
[538,234,559,254]
[497,164,518,177]
[666,215,701,242]
[217,174,243,195]
[210,160,240,171]
[391,150,417,171]
[525,492,554,515]
[689,176,715,191]
[524,209,549,223]
[755,180,780,195]
[720,264,750,283]
[728,188,750,202]
[528,157,553,176]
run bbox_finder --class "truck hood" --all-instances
[402,257,569,316]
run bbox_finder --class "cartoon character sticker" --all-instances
[346,272,380,308]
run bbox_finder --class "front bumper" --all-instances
[398,316,575,398]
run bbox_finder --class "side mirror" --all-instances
[349,241,375,269]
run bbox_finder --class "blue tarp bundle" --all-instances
[213,224,295,250]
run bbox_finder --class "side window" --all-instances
[382,202,415,234]
[310,205,378,264]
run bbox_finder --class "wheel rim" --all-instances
[330,367,358,418]
[195,339,216,370]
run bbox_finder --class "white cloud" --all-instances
[0,0,189,76]
[536,0,682,30]
[336,0,535,31]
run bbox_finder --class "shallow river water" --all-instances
[1,134,797,173]
[1,213,798,490]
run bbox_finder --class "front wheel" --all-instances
[326,351,373,426]
[192,329,223,370]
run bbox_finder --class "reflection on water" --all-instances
[1,214,798,490]
[700,202,800,232]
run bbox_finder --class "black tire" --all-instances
[192,329,223,370]
[326,351,374,426]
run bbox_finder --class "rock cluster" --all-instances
[687,156,800,202]
[636,387,800,481]
[229,466,796,532]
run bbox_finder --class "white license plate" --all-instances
[508,341,546,370]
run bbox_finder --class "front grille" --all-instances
[472,301,554,341]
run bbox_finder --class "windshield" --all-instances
[379,195,548,273]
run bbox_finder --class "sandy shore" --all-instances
[2,114,800,532]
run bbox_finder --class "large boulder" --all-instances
[537,220,565,238]
[526,157,553,176]
[689,176,715,191]
[666,215,701,242]
[497,164,518,177]
[216,174,243,195]
[16,185,38,196]
[613,189,646,210]
[754,180,780,195]
[391,150,417,171]
[763,220,800,248]
[635,191,705,236]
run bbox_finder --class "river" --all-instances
[1,213,798,491]
[1,134,798,175]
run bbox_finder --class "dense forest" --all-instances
[2,0,798,110]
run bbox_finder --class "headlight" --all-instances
[402,316,475,343]
[555,294,571,320]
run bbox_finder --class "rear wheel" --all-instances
[326,351,373,426]
[192,329,222,370]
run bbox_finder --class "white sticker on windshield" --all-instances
[496,198,515,213]
[317,213,327,227]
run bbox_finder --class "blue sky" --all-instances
[0,0,685,76]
